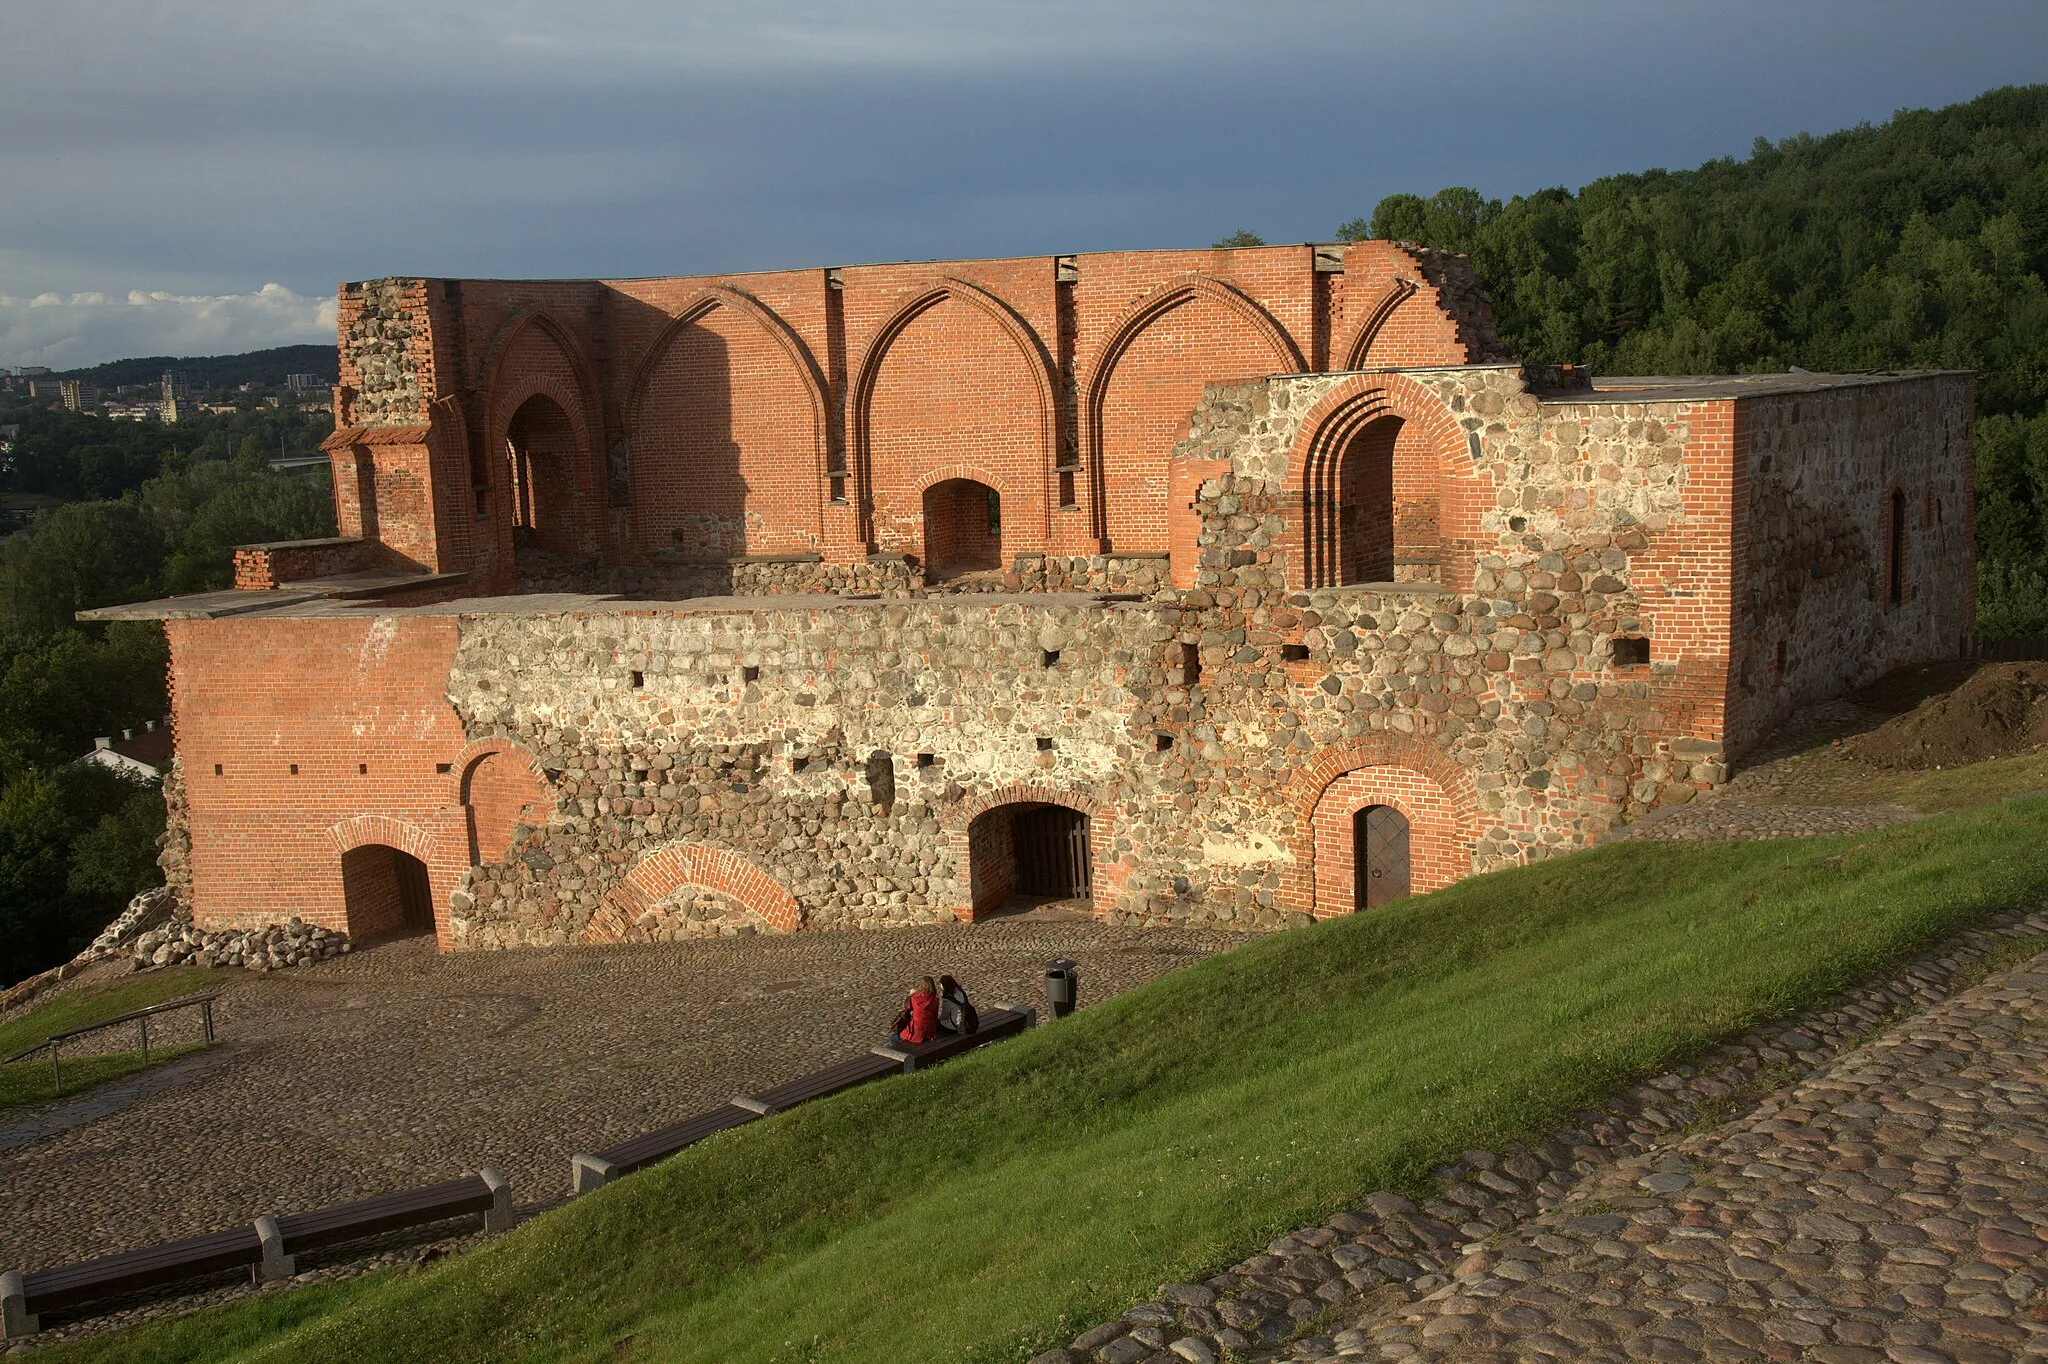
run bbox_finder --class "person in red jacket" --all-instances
[892,976,939,1045]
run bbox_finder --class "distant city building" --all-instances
[285,373,327,393]
[161,370,191,401]
[19,366,51,377]
[57,379,99,411]
[162,394,193,424]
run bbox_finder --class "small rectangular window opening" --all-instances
[359,762,369,775]
[916,752,936,769]
[630,670,645,689]
[1036,737,1055,751]
[742,665,761,683]
[987,488,1002,537]
[1155,733,1174,752]
[1180,641,1202,686]
[289,763,299,775]
[214,763,223,776]
[1612,636,1651,667]
[1281,643,1310,662]
[1057,469,1077,508]
[436,762,452,774]
[1042,649,1060,668]
[828,472,849,505]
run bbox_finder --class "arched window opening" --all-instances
[340,843,435,941]
[1887,488,1907,606]
[968,801,1091,917]
[1351,804,1411,909]
[922,478,1003,579]
[505,394,582,559]
[1305,415,1399,587]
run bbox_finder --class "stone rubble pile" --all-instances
[76,886,176,964]
[1036,910,2048,1364]
[131,916,350,973]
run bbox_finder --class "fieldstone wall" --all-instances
[336,279,430,426]
[1729,377,1976,754]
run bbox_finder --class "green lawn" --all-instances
[0,968,225,1111]
[46,798,2048,1364]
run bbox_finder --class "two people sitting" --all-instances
[891,974,979,1046]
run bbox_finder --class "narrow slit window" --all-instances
[828,472,849,505]
[359,762,369,775]
[214,763,224,776]
[1181,641,1202,686]
[436,762,452,774]
[1036,737,1055,752]
[289,763,299,775]
[742,665,761,683]
[917,753,936,769]
[1058,469,1077,508]
[630,670,645,689]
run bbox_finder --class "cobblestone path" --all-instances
[0,920,1245,1275]
[1304,963,2048,1364]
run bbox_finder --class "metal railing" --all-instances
[1,992,218,1093]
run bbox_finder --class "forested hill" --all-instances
[44,344,336,390]
[1344,82,2048,635]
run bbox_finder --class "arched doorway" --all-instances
[922,478,1002,579]
[1334,416,1397,585]
[505,394,584,559]
[968,801,1091,915]
[340,843,436,940]
[1351,805,1411,909]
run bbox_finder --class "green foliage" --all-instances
[1349,85,2048,636]
[0,967,224,1111]
[0,764,156,982]
[0,503,165,634]
[1212,229,1266,247]
[56,797,2048,1364]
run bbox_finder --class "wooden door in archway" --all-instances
[1351,804,1410,909]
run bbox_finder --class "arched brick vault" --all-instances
[1082,274,1306,550]
[942,784,1123,921]
[1284,372,1483,591]
[621,285,833,551]
[325,814,463,943]
[584,844,804,942]
[1277,736,1480,918]
[1339,278,1420,371]
[850,278,1061,548]
[481,310,610,558]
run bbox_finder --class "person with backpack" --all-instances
[936,974,979,1036]
[891,976,939,1045]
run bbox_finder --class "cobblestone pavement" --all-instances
[1303,961,2048,1364]
[0,920,1246,1274]
[1602,803,1923,843]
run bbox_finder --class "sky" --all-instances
[2,0,2045,370]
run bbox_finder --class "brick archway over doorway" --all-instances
[584,844,803,942]
[1279,738,1478,918]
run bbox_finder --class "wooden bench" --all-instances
[569,1003,1037,1197]
[870,1003,1036,1072]
[572,1103,762,1195]
[2,1169,512,1337]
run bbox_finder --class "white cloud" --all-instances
[0,285,336,371]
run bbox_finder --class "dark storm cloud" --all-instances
[2,0,2044,366]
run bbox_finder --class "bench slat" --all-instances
[22,1227,260,1311]
[753,1052,901,1110]
[275,1175,493,1253]
[599,1103,759,1173]
[892,1007,1030,1067]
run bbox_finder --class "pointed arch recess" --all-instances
[849,278,1060,545]
[1081,274,1306,544]
[624,284,831,466]
[1339,277,1420,371]
[585,844,804,941]
[481,309,609,557]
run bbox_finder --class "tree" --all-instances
[1212,230,1266,248]
[0,502,162,635]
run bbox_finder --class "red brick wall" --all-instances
[860,294,1048,563]
[460,746,548,865]
[168,615,471,944]
[1309,766,1471,914]
[628,300,823,558]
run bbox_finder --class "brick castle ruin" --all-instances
[89,242,1974,948]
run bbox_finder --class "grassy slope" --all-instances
[0,968,225,1111]
[51,799,2048,1364]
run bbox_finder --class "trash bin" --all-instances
[1044,959,1079,1019]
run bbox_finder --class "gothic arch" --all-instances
[849,278,1060,543]
[623,285,830,467]
[449,738,552,866]
[1277,736,1479,917]
[1082,274,1305,549]
[584,843,803,941]
[326,813,442,864]
[481,310,609,559]
[1339,277,1420,370]
[1286,373,1478,590]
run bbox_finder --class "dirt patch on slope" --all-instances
[1850,662,2048,770]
